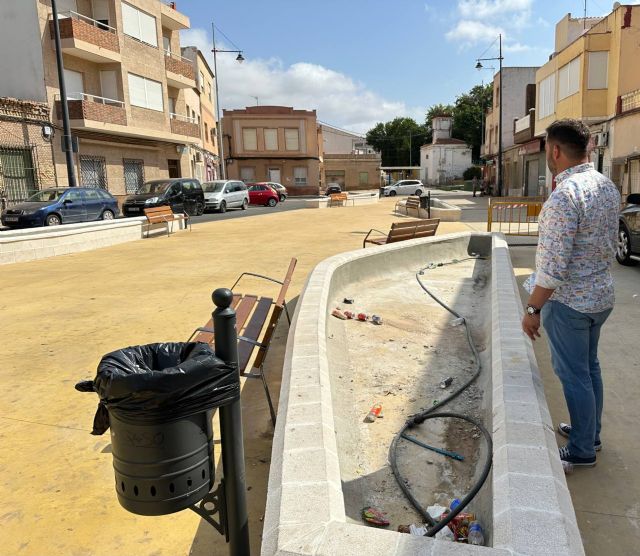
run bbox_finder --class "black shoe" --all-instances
[559,445,596,467]
[557,422,602,451]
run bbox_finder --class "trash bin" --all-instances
[77,342,239,516]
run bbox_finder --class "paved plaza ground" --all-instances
[0,193,638,555]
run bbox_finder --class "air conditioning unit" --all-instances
[596,132,609,147]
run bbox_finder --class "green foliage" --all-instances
[365,117,428,167]
[463,166,482,180]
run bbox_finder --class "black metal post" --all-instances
[498,33,503,197]
[50,0,77,187]
[213,288,250,556]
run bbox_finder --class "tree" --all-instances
[366,117,428,167]
[424,104,454,144]
[451,84,493,161]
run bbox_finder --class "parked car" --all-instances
[247,183,279,207]
[324,183,342,196]
[1,187,119,228]
[267,182,288,202]
[382,180,425,197]
[122,178,204,217]
[617,193,640,266]
[202,180,249,213]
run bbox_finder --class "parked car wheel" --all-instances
[46,214,61,226]
[241,199,248,210]
[195,201,205,216]
[279,194,286,202]
[218,201,227,214]
[101,209,115,220]
[389,190,397,196]
[414,189,423,196]
[616,226,637,266]
[267,198,277,207]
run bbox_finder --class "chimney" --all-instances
[432,116,453,143]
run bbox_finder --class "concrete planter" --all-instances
[304,192,379,209]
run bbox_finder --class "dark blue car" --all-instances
[1,187,119,228]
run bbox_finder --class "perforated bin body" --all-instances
[110,410,214,516]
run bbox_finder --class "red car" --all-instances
[247,183,279,207]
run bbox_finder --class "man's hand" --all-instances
[522,313,541,341]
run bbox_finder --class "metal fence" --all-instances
[487,196,546,236]
[124,159,144,193]
[80,155,107,189]
[0,146,40,208]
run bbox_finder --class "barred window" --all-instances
[124,159,144,193]
[80,156,107,189]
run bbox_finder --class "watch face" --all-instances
[527,306,536,315]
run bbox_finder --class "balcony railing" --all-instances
[620,88,640,113]
[170,112,200,137]
[49,11,120,55]
[513,110,534,144]
[165,51,195,81]
[55,93,126,126]
[514,114,531,134]
[170,112,197,123]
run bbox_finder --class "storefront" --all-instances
[518,139,546,197]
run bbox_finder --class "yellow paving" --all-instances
[0,197,474,556]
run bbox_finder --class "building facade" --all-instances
[420,116,472,185]
[222,106,323,196]
[534,6,640,196]
[0,0,200,201]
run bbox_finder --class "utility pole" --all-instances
[498,33,503,197]
[212,22,225,180]
[51,0,77,187]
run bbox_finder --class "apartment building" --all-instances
[222,106,323,195]
[182,46,219,182]
[481,67,538,194]
[0,0,200,200]
[320,123,380,191]
[534,6,640,195]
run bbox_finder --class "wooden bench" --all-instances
[143,205,190,237]
[329,192,354,207]
[187,258,297,425]
[395,195,421,216]
[362,218,440,248]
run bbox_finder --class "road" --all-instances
[189,198,308,225]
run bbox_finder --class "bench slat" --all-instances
[235,295,259,333]
[192,294,242,344]
[238,297,273,373]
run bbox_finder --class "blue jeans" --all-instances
[541,300,612,458]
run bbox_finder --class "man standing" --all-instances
[521,119,620,469]
[472,176,479,197]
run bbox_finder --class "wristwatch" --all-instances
[526,304,541,316]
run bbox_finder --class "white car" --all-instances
[382,179,425,197]
[202,180,249,213]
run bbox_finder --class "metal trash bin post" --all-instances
[213,288,250,556]
[419,191,431,218]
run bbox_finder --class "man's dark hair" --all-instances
[546,119,591,160]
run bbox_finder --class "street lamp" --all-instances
[476,65,494,167]
[212,22,244,180]
[476,33,503,196]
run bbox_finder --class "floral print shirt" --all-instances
[528,162,620,313]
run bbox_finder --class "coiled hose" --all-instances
[388,258,493,536]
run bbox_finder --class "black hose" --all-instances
[388,259,493,536]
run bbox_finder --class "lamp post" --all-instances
[475,33,503,196]
[476,66,494,164]
[212,22,244,180]
[51,0,77,187]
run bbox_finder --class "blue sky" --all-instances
[177,0,633,132]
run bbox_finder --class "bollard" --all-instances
[213,288,250,556]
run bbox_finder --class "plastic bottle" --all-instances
[435,525,455,542]
[468,521,485,546]
[364,403,383,422]
[449,498,461,510]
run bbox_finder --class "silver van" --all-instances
[202,180,249,213]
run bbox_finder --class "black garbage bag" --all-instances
[76,342,239,435]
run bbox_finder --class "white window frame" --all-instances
[264,128,278,151]
[127,73,163,112]
[285,128,299,151]
[242,128,257,151]
[558,57,580,100]
[588,51,608,90]
[538,73,556,119]
[122,2,158,47]
[293,166,307,185]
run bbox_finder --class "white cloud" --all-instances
[446,20,505,46]
[503,42,532,53]
[181,28,424,133]
[458,0,532,18]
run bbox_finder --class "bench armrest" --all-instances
[231,272,284,292]
[362,228,387,248]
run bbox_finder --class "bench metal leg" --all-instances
[259,364,277,426]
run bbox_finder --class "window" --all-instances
[242,128,257,151]
[162,36,171,55]
[264,128,278,150]
[588,51,608,90]
[64,69,84,99]
[240,167,255,181]
[538,73,556,119]
[359,172,368,185]
[208,84,213,102]
[199,72,205,91]
[205,123,208,139]
[558,57,580,100]
[80,156,107,188]
[65,190,84,202]
[210,128,216,144]
[293,167,307,185]
[123,159,144,193]
[84,189,101,201]
[121,2,157,47]
[128,73,163,111]
[285,128,299,151]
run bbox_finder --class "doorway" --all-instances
[525,159,539,196]
[168,159,181,178]
[268,168,281,183]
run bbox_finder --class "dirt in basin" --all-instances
[328,257,491,532]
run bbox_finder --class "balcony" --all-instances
[160,1,190,30]
[513,110,534,144]
[165,52,195,88]
[49,12,121,64]
[619,88,640,114]
[170,113,200,138]
[55,93,127,126]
